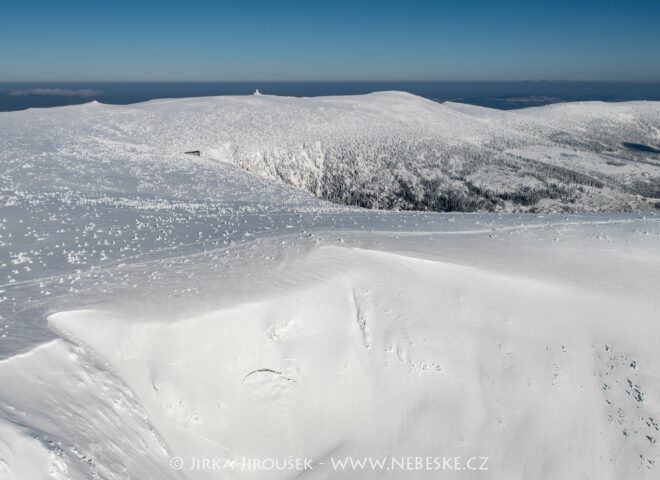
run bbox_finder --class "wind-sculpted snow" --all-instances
[1,221,660,479]
[1,94,660,479]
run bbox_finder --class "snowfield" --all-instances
[0,93,659,479]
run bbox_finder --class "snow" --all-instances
[0,93,659,479]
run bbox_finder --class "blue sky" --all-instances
[1,0,659,81]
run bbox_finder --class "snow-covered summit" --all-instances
[3,92,658,213]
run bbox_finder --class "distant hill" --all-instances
[3,92,659,212]
[138,91,658,213]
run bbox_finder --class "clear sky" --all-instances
[1,0,659,82]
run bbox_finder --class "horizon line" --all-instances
[3,79,660,84]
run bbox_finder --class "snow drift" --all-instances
[2,228,660,479]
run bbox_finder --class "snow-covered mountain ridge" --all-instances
[3,92,659,213]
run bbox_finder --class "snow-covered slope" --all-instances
[1,94,659,479]
[2,92,659,214]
